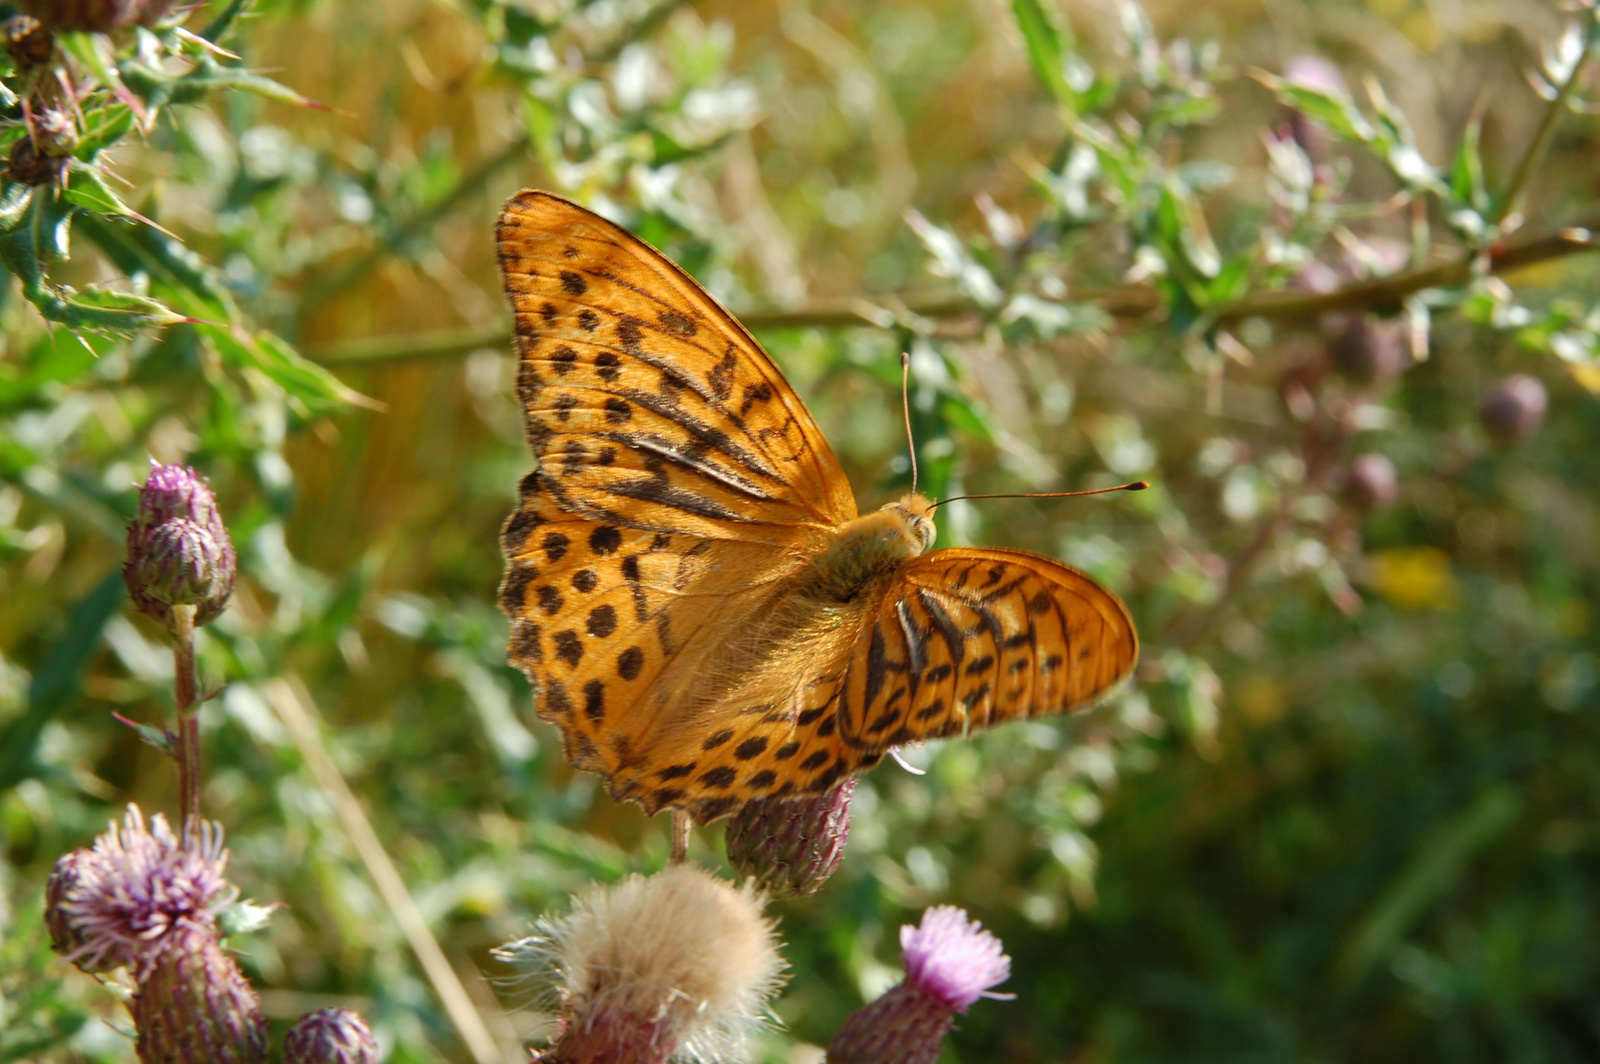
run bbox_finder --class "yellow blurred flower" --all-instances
[1367,547,1461,611]
[1568,363,1600,396]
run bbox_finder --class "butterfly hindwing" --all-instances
[835,548,1138,748]
[496,191,857,541]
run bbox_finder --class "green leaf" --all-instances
[1205,251,1255,306]
[63,166,136,217]
[0,182,35,233]
[158,57,334,110]
[1013,0,1075,108]
[67,285,190,329]
[1337,787,1521,985]
[74,103,136,159]
[76,211,230,312]
[1449,112,1488,212]
[0,570,126,790]
[0,189,73,295]
[1271,79,1375,144]
[202,325,367,410]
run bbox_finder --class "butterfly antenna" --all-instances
[932,480,1149,510]
[897,352,922,495]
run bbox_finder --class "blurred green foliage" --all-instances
[2,0,1598,1061]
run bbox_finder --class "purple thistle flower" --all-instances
[900,905,1011,1012]
[124,462,237,629]
[827,906,1011,1064]
[132,925,269,1064]
[725,778,855,896]
[284,1008,380,1064]
[44,805,236,974]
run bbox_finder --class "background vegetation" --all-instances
[2,0,1598,1061]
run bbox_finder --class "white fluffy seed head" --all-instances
[498,864,786,1063]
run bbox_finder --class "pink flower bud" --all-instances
[1340,453,1399,512]
[284,1008,380,1064]
[124,463,237,628]
[1326,313,1404,385]
[725,778,855,895]
[1479,374,1548,444]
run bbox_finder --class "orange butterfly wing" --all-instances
[835,548,1138,749]
[496,191,856,539]
[497,191,862,820]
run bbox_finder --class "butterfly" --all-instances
[495,190,1138,824]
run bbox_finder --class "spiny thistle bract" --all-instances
[724,778,855,896]
[283,1008,381,1064]
[131,925,269,1064]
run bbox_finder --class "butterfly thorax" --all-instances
[798,493,936,604]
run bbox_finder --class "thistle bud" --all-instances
[31,109,78,158]
[725,778,855,896]
[3,14,52,68]
[44,805,235,974]
[827,906,1011,1064]
[1340,453,1399,513]
[19,0,178,32]
[284,1008,380,1064]
[6,136,67,186]
[1479,373,1548,444]
[124,463,237,629]
[132,927,269,1064]
[496,864,786,1064]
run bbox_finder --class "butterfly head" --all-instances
[885,493,937,555]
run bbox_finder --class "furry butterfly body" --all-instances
[496,190,1137,823]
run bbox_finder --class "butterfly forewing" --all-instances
[497,191,857,540]
[836,549,1138,748]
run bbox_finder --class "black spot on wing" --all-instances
[590,526,622,555]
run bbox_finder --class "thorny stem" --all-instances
[170,604,202,833]
[1495,5,1600,227]
[303,210,1600,367]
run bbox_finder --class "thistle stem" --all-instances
[669,810,690,864]
[170,604,202,832]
